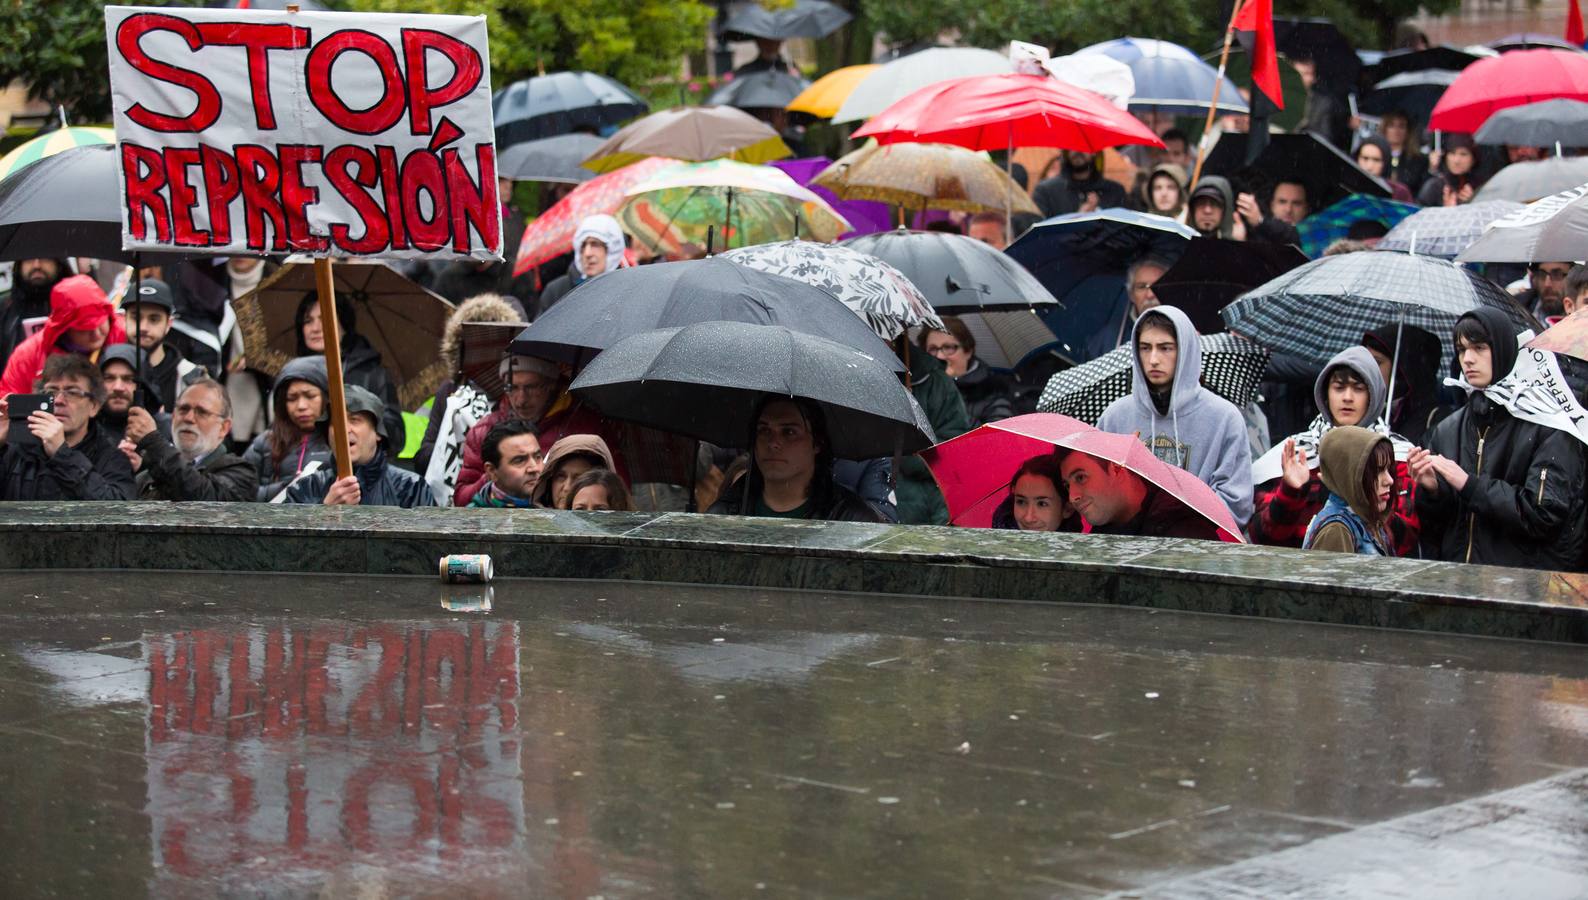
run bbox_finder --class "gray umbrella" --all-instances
[720,0,852,40]
[570,321,934,459]
[1474,155,1588,203]
[497,133,603,184]
[1474,98,1588,148]
[1378,200,1523,258]
[839,229,1057,312]
[708,69,811,110]
[510,257,902,370]
[1458,182,1588,263]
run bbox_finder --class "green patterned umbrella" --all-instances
[1294,193,1418,258]
[0,127,116,183]
[619,159,850,254]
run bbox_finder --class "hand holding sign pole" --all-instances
[106,3,501,482]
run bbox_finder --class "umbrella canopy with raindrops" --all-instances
[812,141,1039,215]
[1378,200,1523,258]
[1036,333,1269,424]
[721,241,942,341]
[619,159,851,254]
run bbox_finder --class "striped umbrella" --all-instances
[0,127,115,182]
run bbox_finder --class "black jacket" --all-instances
[0,421,136,501]
[285,447,435,508]
[340,334,407,444]
[709,476,888,523]
[1031,171,1127,219]
[135,436,259,502]
[954,360,1015,428]
[533,270,581,319]
[1416,395,1587,569]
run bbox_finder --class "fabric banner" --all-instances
[105,5,501,261]
[424,383,492,505]
[1446,342,1588,448]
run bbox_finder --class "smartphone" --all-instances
[6,393,54,447]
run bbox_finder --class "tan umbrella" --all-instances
[235,262,455,410]
[580,105,793,175]
[812,141,1039,215]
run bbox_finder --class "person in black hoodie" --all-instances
[0,353,135,500]
[1411,308,1588,569]
[294,291,406,446]
[1362,323,1452,446]
[709,395,887,523]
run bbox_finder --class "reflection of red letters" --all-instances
[122,143,171,244]
[305,30,407,135]
[116,14,222,133]
[401,29,483,136]
[343,760,437,853]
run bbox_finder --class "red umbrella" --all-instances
[851,73,1164,153]
[1429,49,1588,133]
[513,156,674,277]
[920,413,1094,528]
[1054,429,1245,543]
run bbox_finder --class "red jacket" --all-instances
[452,399,624,507]
[0,275,127,397]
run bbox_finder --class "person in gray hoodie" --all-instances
[1097,306,1254,527]
[1186,176,1237,241]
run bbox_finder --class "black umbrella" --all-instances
[720,0,852,41]
[492,71,649,150]
[1198,131,1390,209]
[509,258,902,370]
[1358,69,1460,126]
[1036,333,1270,424]
[1274,18,1359,92]
[1362,45,1482,86]
[1150,238,1309,335]
[1474,98,1588,148]
[497,133,603,183]
[839,229,1057,313]
[570,321,933,459]
[0,144,194,265]
[708,69,811,110]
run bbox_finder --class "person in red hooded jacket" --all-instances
[0,275,126,398]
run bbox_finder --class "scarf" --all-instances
[1445,345,1588,448]
[1252,415,1411,484]
[228,260,265,299]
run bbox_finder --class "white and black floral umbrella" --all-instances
[1036,333,1270,424]
[722,240,944,340]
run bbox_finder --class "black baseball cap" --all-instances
[126,279,174,313]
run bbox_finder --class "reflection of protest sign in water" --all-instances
[104,6,501,261]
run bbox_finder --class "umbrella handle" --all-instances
[1385,315,1403,427]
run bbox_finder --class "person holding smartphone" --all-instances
[0,353,135,500]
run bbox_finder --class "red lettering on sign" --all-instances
[193,22,309,131]
[443,144,499,255]
[116,13,223,133]
[163,147,209,247]
[122,143,171,244]
[401,150,450,252]
[199,144,241,247]
[401,29,482,136]
[235,144,287,252]
[305,29,406,135]
[375,146,409,250]
[279,144,329,252]
[325,145,391,254]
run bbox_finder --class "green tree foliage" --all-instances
[347,0,715,90]
[0,0,197,124]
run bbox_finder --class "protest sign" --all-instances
[105,5,501,261]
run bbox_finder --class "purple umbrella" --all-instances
[770,157,891,238]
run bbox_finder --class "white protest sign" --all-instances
[105,5,501,261]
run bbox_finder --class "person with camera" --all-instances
[0,353,136,500]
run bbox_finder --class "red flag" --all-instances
[1570,0,1585,47]
[1232,0,1284,111]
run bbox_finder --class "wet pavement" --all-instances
[1,572,1586,899]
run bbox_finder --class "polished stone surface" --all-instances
[0,503,1585,644]
[1,572,1586,899]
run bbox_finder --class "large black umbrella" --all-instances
[1357,69,1460,126]
[509,258,901,370]
[1274,18,1359,92]
[708,69,811,110]
[497,133,603,184]
[1150,238,1309,335]
[0,144,194,265]
[1362,46,1482,85]
[839,229,1056,313]
[1036,333,1269,424]
[1474,98,1588,148]
[492,71,648,150]
[720,0,852,41]
[1198,131,1390,210]
[570,321,933,459]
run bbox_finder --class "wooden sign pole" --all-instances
[314,257,353,479]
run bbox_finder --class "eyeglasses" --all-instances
[42,387,92,403]
[173,403,223,421]
[1531,266,1572,281]
[926,343,961,356]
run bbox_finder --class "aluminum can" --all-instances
[439,553,493,583]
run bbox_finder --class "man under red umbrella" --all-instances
[1057,448,1222,541]
[0,275,126,398]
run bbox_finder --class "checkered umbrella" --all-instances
[1294,194,1419,258]
[1377,200,1523,258]
[1221,250,1539,372]
[1035,333,1269,424]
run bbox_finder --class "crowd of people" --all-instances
[2,32,1587,576]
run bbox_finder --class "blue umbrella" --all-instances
[1005,209,1196,366]
[1294,194,1418,258]
[1077,37,1248,116]
[493,71,649,150]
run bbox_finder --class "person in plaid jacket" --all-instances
[1250,346,1420,554]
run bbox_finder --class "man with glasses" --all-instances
[1520,262,1575,322]
[124,378,256,502]
[0,353,135,500]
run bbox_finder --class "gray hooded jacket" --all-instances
[1097,305,1254,526]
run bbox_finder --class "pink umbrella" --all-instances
[1054,429,1246,543]
[851,73,1165,153]
[1429,49,1588,133]
[920,413,1094,528]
